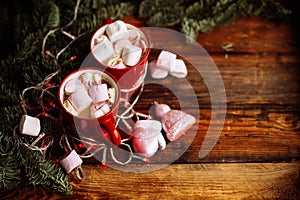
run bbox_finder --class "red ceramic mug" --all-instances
[90,21,150,99]
[58,68,121,146]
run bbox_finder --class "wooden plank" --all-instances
[1,163,299,199]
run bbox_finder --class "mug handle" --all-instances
[101,116,121,146]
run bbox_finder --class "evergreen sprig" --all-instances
[0,0,137,194]
[0,0,290,195]
[139,0,291,40]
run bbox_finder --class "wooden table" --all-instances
[1,16,300,199]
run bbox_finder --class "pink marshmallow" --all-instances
[157,50,176,71]
[149,61,168,79]
[161,110,196,141]
[155,103,171,118]
[88,84,109,104]
[170,59,188,78]
[68,88,93,113]
[114,39,132,55]
[132,120,164,158]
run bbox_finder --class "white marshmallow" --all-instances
[19,115,41,136]
[108,88,116,104]
[128,29,140,42]
[134,120,162,138]
[157,132,166,150]
[64,78,84,95]
[68,88,93,113]
[149,61,168,79]
[88,84,109,103]
[93,36,115,63]
[107,57,127,69]
[112,60,127,69]
[170,59,188,78]
[90,105,104,118]
[63,99,79,116]
[106,20,129,42]
[133,39,147,53]
[157,50,176,71]
[100,104,110,115]
[90,103,110,118]
[122,45,142,66]
[114,39,132,55]
[94,35,107,45]
[60,150,83,173]
[93,73,102,84]
[80,72,94,88]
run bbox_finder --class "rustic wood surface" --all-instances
[1,15,300,199]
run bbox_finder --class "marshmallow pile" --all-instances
[62,72,116,118]
[92,20,147,68]
[149,50,188,79]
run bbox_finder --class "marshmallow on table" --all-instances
[93,36,115,63]
[122,45,142,66]
[149,61,168,79]
[157,50,176,71]
[114,39,132,55]
[132,120,165,158]
[155,103,171,117]
[60,150,83,174]
[170,59,188,78]
[88,84,109,104]
[106,20,129,43]
[68,88,93,114]
[19,115,41,136]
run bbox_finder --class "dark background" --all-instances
[0,0,299,60]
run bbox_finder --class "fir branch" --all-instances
[45,3,60,30]
[181,0,291,40]
[0,134,22,190]
[139,0,181,19]
[0,0,291,195]
[21,150,72,195]
[147,8,184,27]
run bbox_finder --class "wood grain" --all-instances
[1,15,300,199]
[1,163,299,200]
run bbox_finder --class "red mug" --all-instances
[90,21,150,99]
[58,68,121,146]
